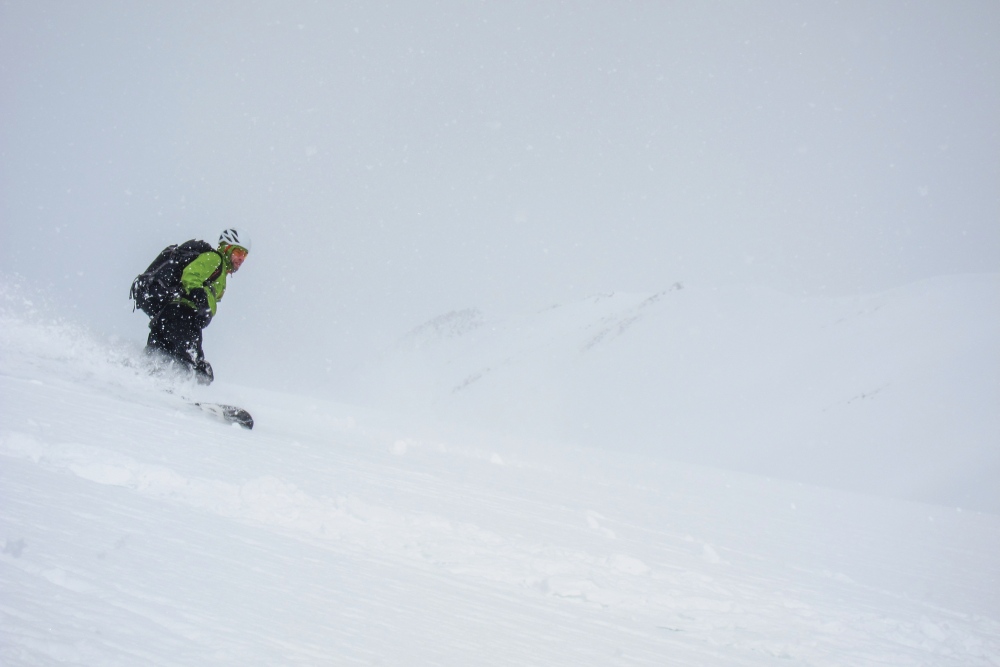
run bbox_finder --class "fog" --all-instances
[2,0,998,393]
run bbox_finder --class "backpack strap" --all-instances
[206,250,226,284]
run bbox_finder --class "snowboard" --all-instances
[194,402,254,430]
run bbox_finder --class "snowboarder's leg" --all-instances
[193,358,214,385]
[146,304,213,384]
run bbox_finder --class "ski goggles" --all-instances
[230,246,248,270]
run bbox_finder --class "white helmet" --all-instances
[219,228,251,252]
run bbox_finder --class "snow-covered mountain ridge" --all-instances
[358,274,1000,512]
[2,283,1000,665]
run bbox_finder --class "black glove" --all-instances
[188,289,213,327]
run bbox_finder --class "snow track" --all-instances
[2,312,1000,665]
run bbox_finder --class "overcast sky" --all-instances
[1,1,997,390]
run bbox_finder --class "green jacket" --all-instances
[176,249,233,320]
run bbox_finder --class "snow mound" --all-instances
[3,284,1000,665]
[357,275,1000,512]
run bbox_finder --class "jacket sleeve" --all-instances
[179,252,224,319]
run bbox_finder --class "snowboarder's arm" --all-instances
[180,252,223,292]
[179,252,224,321]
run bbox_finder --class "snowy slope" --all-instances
[356,275,1000,512]
[2,291,1000,665]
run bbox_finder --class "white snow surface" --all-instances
[2,284,1000,665]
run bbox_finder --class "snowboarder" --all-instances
[132,228,251,385]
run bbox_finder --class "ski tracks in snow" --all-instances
[4,421,1000,665]
[2,365,1000,664]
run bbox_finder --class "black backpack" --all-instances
[129,239,222,316]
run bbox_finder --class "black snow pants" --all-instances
[146,303,214,384]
